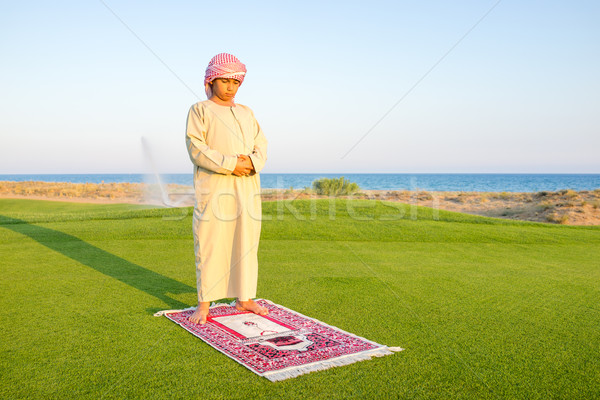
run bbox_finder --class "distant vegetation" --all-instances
[312,177,360,196]
[0,180,143,200]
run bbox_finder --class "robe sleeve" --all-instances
[185,103,237,174]
[248,110,268,173]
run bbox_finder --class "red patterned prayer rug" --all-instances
[155,299,403,381]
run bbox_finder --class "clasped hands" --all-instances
[232,154,254,177]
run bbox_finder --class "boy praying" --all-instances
[185,53,268,324]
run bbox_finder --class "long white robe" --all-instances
[185,100,267,302]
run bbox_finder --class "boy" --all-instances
[185,53,268,324]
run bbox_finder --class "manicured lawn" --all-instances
[1,198,599,399]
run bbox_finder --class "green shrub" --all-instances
[559,189,578,198]
[546,212,569,224]
[418,191,433,201]
[536,202,554,211]
[312,177,360,196]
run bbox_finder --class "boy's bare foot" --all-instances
[236,299,269,316]
[188,302,210,324]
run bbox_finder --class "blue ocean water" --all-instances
[1,173,599,192]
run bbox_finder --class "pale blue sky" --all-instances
[1,1,598,174]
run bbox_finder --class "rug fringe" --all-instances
[153,307,195,317]
[153,302,233,317]
[263,347,400,382]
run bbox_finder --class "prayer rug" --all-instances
[155,299,402,382]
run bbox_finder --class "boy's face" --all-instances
[210,78,240,104]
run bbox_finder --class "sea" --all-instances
[1,173,599,192]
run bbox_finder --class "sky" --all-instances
[1,1,599,174]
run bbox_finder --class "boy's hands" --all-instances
[232,154,255,176]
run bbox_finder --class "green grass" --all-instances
[1,198,599,399]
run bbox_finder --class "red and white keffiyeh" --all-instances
[204,53,247,99]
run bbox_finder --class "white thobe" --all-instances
[185,100,267,302]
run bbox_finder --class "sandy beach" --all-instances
[1,181,599,225]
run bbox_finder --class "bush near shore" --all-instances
[312,177,360,196]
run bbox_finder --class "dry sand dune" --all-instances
[1,181,599,225]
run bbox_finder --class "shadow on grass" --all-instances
[1,216,195,312]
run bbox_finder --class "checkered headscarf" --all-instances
[204,53,247,99]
